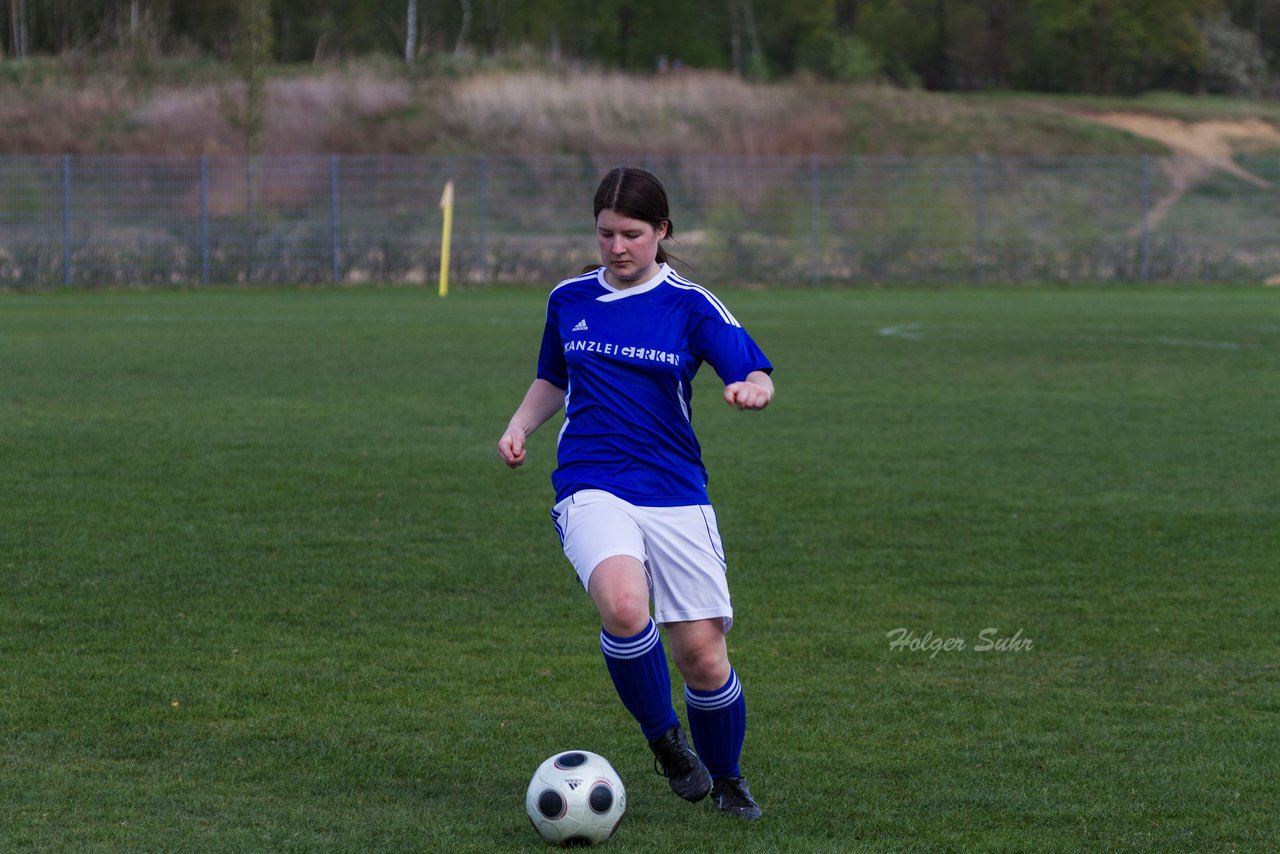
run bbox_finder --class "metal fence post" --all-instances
[479,154,489,279]
[246,155,255,283]
[975,154,986,284]
[62,154,72,286]
[1140,155,1150,283]
[809,155,820,286]
[330,154,340,283]
[199,154,209,286]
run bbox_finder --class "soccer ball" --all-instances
[525,750,626,847]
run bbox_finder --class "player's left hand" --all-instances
[723,381,772,411]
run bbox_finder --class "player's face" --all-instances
[596,208,668,288]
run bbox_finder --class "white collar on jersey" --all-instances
[596,263,671,302]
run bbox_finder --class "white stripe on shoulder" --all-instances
[551,268,604,297]
[667,273,741,327]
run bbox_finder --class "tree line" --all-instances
[3,0,1277,95]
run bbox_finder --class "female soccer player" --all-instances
[497,166,774,820]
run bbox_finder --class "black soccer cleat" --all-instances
[647,723,712,802]
[710,775,762,820]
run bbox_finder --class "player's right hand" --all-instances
[497,428,527,468]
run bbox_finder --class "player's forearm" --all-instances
[507,378,567,437]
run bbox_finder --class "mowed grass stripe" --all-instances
[1,286,1277,852]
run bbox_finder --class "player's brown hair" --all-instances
[592,166,674,265]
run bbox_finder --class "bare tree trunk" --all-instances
[455,0,471,56]
[727,0,743,77]
[131,0,140,37]
[932,0,950,89]
[835,0,860,30]
[12,0,30,59]
[982,0,1011,87]
[738,0,764,79]
[727,0,762,79]
[617,5,633,67]
[405,0,417,63]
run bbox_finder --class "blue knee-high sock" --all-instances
[684,669,746,780]
[600,620,679,741]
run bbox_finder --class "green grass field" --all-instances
[2,285,1277,852]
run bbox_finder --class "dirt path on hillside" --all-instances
[1074,112,1280,234]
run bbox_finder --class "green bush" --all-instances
[796,33,884,83]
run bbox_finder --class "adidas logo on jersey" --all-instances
[572,318,589,332]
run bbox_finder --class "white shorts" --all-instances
[551,489,733,633]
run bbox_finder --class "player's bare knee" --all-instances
[597,593,650,636]
[675,645,730,690]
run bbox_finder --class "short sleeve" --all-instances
[689,306,773,385]
[535,296,568,388]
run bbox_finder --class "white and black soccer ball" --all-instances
[525,750,626,847]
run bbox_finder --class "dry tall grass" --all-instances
[2,60,1274,157]
[123,73,423,154]
[448,69,847,155]
[0,74,136,153]
[0,64,849,155]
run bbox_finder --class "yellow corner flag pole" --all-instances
[438,180,455,298]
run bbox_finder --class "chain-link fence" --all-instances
[2,153,1278,288]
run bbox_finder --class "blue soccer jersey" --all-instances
[536,263,773,506]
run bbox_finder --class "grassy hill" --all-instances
[4,56,1280,158]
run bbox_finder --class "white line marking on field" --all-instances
[1155,336,1255,350]
[878,323,924,340]
[873,323,1260,350]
